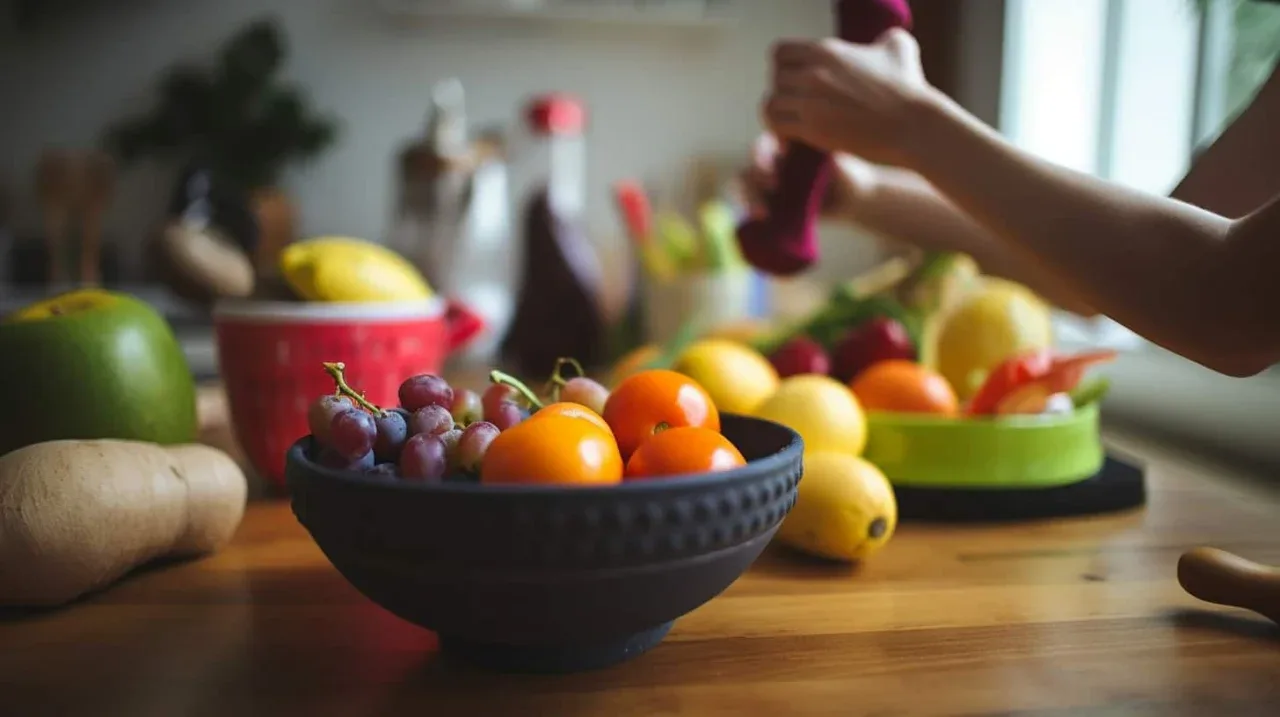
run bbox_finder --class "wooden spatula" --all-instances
[36,150,75,285]
[78,151,116,286]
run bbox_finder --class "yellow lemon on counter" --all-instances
[281,237,433,303]
[673,339,780,415]
[776,452,897,562]
[753,374,866,456]
[933,277,1053,400]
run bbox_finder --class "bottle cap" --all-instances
[526,94,586,136]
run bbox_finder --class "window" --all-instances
[999,0,1280,361]
[1002,0,1280,190]
[1199,0,1280,141]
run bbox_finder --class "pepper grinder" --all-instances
[390,77,473,290]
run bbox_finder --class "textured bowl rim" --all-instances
[285,413,804,496]
[212,297,445,324]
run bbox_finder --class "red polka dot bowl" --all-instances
[213,298,484,490]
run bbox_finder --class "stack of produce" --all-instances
[304,359,744,486]
[605,252,1120,564]
[0,289,248,607]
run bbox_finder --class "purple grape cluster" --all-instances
[308,373,528,483]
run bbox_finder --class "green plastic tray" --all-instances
[862,403,1104,489]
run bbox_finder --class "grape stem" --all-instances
[322,362,385,415]
[489,369,545,411]
[544,356,586,403]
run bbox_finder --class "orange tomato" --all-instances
[531,402,613,437]
[601,369,720,461]
[849,359,959,415]
[625,426,746,480]
[480,414,623,486]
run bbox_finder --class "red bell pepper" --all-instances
[966,349,1118,416]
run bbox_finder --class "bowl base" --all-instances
[438,621,674,674]
[894,454,1146,523]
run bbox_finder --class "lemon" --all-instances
[281,237,433,303]
[672,339,780,415]
[753,374,867,456]
[776,452,897,562]
[933,277,1053,400]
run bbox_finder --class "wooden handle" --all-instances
[36,151,75,284]
[77,152,116,286]
[1177,546,1280,624]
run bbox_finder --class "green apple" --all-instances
[0,288,198,455]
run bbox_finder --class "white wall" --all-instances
[0,0,838,278]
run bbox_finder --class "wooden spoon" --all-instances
[1178,547,1280,625]
[36,150,76,285]
[78,151,116,286]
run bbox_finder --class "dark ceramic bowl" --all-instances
[285,413,803,673]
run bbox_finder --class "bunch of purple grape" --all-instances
[307,374,534,482]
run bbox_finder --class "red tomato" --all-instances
[625,426,746,480]
[601,369,720,461]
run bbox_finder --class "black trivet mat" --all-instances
[895,454,1146,523]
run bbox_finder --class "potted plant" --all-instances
[102,18,338,277]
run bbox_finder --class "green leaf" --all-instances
[1069,376,1112,409]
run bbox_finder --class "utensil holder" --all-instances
[642,269,757,345]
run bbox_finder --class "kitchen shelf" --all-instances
[377,0,741,29]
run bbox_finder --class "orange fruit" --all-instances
[480,414,623,486]
[531,402,613,437]
[848,360,959,415]
[625,426,746,480]
[602,369,720,462]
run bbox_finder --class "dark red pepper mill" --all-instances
[737,0,913,277]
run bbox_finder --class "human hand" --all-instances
[761,29,933,168]
[738,133,878,222]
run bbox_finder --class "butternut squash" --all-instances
[0,439,247,607]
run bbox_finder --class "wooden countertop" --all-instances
[5,386,1280,715]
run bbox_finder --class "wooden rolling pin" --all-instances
[1178,547,1280,624]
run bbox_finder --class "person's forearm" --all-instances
[904,91,1275,376]
[847,166,1098,316]
[1172,62,1280,216]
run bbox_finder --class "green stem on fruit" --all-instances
[489,369,545,411]
[544,356,587,403]
[322,361,385,415]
